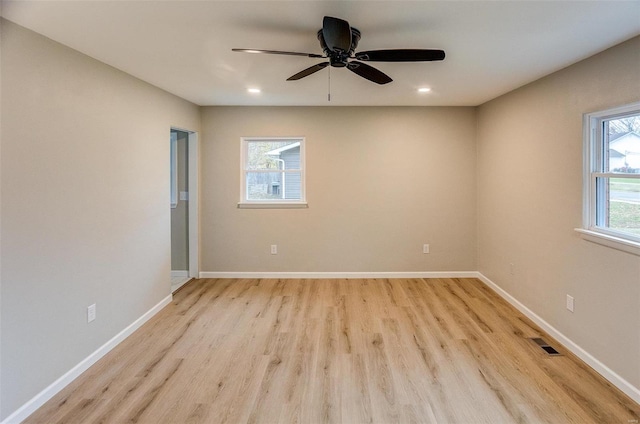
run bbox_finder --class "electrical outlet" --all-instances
[271,244,278,255]
[87,304,96,323]
[509,263,515,275]
[566,295,574,313]
[422,244,430,254]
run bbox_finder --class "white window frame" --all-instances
[576,101,640,256]
[239,137,307,209]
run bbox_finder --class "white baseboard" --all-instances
[198,271,479,279]
[171,270,189,278]
[171,278,192,293]
[1,295,173,424]
[476,272,640,404]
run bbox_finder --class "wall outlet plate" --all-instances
[271,245,278,255]
[87,304,96,322]
[566,295,574,312]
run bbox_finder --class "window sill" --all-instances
[574,228,640,256]
[238,202,308,209]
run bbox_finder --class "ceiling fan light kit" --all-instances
[233,16,445,86]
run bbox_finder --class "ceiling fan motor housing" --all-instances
[317,28,361,67]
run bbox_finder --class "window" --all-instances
[239,137,306,208]
[580,102,640,254]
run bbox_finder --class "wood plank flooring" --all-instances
[25,278,640,423]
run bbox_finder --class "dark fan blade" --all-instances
[287,62,330,81]
[232,49,324,58]
[322,16,351,52]
[347,61,392,85]
[355,49,445,62]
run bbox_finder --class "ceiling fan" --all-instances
[233,16,445,85]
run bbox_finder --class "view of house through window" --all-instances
[585,104,640,243]
[603,115,640,236]
[242,137,305,203]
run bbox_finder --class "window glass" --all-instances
[606,117,640,173]
[241,138,305,204]
[596,177,640,236]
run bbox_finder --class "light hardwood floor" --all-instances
[25,278,640,423]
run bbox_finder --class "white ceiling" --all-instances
[2,1,639,106]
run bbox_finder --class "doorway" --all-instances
[170,128,199,292]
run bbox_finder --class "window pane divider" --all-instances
[245,169,302,173]
[592,172,640,179]
[237,202,308,209]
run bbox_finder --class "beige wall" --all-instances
[0,20,200,419]
[201,106,477,273]
[477,36,640,389]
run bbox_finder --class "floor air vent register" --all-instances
[530,337,562,356]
